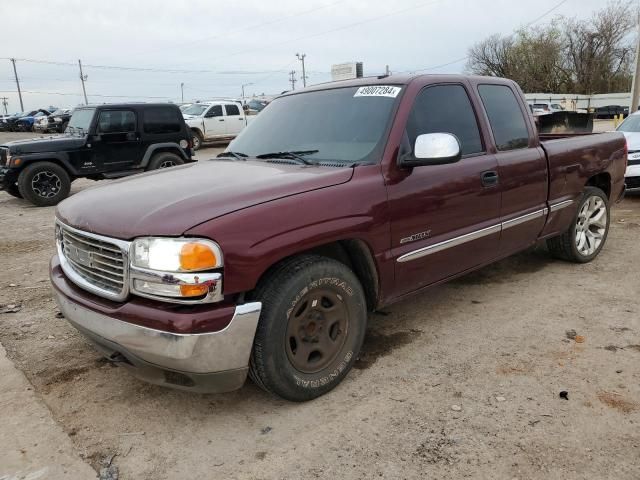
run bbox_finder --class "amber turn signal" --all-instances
[180,242,217,271]
[180,284,209,297]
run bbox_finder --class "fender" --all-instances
[14,152,79,176]
[139,143,190,168]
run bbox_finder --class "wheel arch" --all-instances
[249,239,381,312]
[15,154,76,177]
[585,172,611,199]
[140,143,189,168]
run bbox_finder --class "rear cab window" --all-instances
[406,84,484,157]
[478,84,530,151]
[224,104,241,116]
[143,106,182,134]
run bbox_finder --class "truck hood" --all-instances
[3,134,85,154]
[56,160,354,239]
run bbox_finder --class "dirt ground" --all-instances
[1,128,639,479]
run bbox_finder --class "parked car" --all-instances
[50,75,625,401]
[15,109,54,132]
[245,98,269,114]
[182,100,252,150]
[616,110,640,193]
[34,108,73,134]
[594,105,628,119]
[530,102,564,115]
[2,110,38,131]
[1,103,194,206]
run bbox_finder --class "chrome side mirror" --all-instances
[400,133,462,167]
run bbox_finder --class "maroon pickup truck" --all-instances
[50,74,626,401]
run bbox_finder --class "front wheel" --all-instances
[17,162,71,207]
[547,187,610,263]
[249,255,367,401]
[191,130,203,151]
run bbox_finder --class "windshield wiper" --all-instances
[255,150,319,165]
[217,151,248,160]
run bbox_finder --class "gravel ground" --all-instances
[0,128,639,479]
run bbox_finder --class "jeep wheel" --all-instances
[547,187,610,263]
[147,152,184,170]
[5,183,22,198]
[249,255,367,401]
[191,130,203,150]
[18,162,71,207]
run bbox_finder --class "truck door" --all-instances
[202,105,226,139]
[476,83,548,256]
[223,103,245,136]
[91,109,141,171]
[389,83,501,295]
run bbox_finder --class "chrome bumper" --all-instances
[53,288,261,393]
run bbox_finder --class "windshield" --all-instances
[618,114,640,132]
[182,104,209,116]
[52,109,66,115]
[229,86,400,164]
[67,108,95,134]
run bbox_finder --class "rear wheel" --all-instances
[147,152,184,170]
[547,187,610,263]
[249,255,367,401]
[17,162,71,207]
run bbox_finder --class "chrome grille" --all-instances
[57,222,130,301]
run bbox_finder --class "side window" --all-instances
[225,104,241,116]
[406,84,483,156]
[205,105,223,118]
[478,85,530,151]
[97,110,136,134]
[143,107,181,134]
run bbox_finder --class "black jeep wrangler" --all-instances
[0,103,194,206]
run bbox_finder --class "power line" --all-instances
[0,89,171,99]
[403,0,569,73]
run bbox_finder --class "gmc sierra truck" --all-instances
[50,74,626,402]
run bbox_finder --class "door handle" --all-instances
[481,170,499,187]
[218,118,225,122]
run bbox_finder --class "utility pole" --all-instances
[296,53,307,87]
[78,59,88,105]
[630,11,640,113]
[181,82,184,103]
[1,97,8,115]
[289,70,297,91]
[241,82,253,104]
[10,59,23,111]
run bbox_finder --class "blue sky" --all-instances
[0,0,614,111]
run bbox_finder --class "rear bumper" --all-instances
[51,258,262,393]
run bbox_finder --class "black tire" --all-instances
[17,162,71,207]
[249,255,367,401]
[547,187,610,263]
[4,183,22,198]
[191,130,203,151]
[147,151,184,170]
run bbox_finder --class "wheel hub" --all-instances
[286,288,349,374]
[575,195,607,256]
[31,171,61,198]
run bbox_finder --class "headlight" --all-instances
[131,237,222,272]
[129,237,224,303]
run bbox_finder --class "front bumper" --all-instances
[51,265,262,393]
[625,164,640,192]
